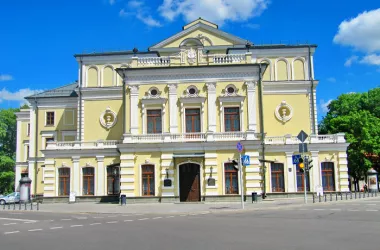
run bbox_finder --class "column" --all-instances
[168,84,178,133]
[338,152,349,192]
[310,151,320,192]
[129,85,139,134]
[28,105,37,193]
[96,156,105,196]
[285,152,296,192]
[245,151,261,195]
[72,156,80,196]
[245,81,257,131]
[206,83,216,132]
[120,154,135,197]
[43,159,55,197]
[160,153,175,199]
[205,151,218,196]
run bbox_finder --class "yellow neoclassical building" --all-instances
[15,18,349,202]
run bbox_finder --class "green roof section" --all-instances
[25,82,78,99]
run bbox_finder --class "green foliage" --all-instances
[0,108,18,193]
[20,104,29,109]
[319,88,380,184]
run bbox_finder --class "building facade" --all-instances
[15,18,349,202]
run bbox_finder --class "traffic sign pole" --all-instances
[239,152,244,209]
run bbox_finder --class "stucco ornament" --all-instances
[275,101,293,123]
[100,107,117,130]
[187,48,197,64]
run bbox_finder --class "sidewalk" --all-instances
[34,198,312,215]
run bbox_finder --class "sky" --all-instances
[0,0,379,121]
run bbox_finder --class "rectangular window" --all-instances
[185,108,201,133]
[27,123,30,136]
[147,110,162,134]
[271,163,285,192]
[322,162,335,191]
[26,145,29,160]
[82,167,95,195]
[225,163,238,194]
[224,107,240,132]
[46,112,55,126]
[142,165,155,196]
[58,168,70,196]
[107,166,120,195]
[45,137,54,149]
[296,165,310,192]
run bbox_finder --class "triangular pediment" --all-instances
[149,18,249,50]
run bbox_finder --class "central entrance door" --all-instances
[179,163,201,202]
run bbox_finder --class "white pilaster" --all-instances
[129,85,139,134]
[206,82,216,132]
[168,84,178,133]
[16,120,22,162]
[245,81,257,131]
[72,156,80,196]
[96,156,105,196]
[285,152,296,192]
[310,151,320,192]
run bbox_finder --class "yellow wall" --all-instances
[277,60,288,81]
[263,94,311,136]
[103,66,113,87]
[294,59,305,80]
[88,67,98,87]
[83,99,123,141]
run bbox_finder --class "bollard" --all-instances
[368,192,370,198]
[313,195,315,203]
[37,201,39,211]
[355,192,357,199]
[3,203,5,210]
[30,202,33,210]
[363,192,366,198]
[346,193,348,200]
[13,203,15,210]
[330,193,333,201]
[359,192,362,198]
[319,195,322,203]
[372,192,374,197]
[340,193,343,200]
[19,202,21,210]
[8,203,10,210]
[24,202,27,210]
[350,192,353,199]
[376,192,378,197]
[325,194,327,202]
[336,193,338,201]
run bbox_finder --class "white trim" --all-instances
[63,110,75,126]
[44,110,56,127]
[41,131,57,156]
[291,57,306,80]
[275,57,290,81]
[176,161,203,200]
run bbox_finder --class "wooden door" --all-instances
[179,163,200,202]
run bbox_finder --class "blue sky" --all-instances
[0,0,379,121]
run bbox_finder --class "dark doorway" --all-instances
[179,163,201,202]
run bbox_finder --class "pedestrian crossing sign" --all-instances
[242,155,250,166]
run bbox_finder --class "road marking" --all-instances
[9,213,23,215]
[368,204,377,206]
[76,217,87,220]
[313,209,326,211]
[166,216,175,218]
[24,221,36,224]
[106,221,118,224]
[138,218,149,221]
[50,227,63,230]
[61,219,72,221]
[366,210,378,212]
[152,217,162,220]
[93,217,103,219]
[90,223,102,226]
[28,229,43,232]
[348,209,359,211]
[330,209,342,211]
[3,223,17,226]
[4,231,20,235]
[135,214,143,216]
[107,215,117,218]
[0,217,37,222]
[122,215,132,217]
[124,219,134,222]
[70,225,83,227]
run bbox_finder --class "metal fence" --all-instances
[2,201,40,211]
[313,191,378,203]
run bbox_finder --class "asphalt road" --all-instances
[1,200,380,250]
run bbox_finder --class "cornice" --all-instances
[80,87,123,100]
[33,97,78,108]
[263,80,319,95]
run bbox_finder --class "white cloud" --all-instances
[158,0,269,25]
[0,88,43,104]
[0,74,13,81]
[360,54,380,66]
[109,0,115,5]
[120,1,162,27]
[334,8,380,52]
[344,55,358,67]
[319,99,332,114]
[327,77,336,83]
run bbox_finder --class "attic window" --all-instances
[187,86,198,97]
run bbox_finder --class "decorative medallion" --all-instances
[100,107,117,130]
[275,101,293,123]
[187,48,197,64]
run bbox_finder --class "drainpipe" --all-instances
[258,64,266,198]
[308,46,316,134]
[122,72,126,135]
[33,97,38,196]
[78,57,83,141]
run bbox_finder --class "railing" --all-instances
[212,54,246,64]
[47,133,345,150]
[138,57,170,66]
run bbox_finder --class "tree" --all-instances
[0,108,18,194]
[319,88,380,191]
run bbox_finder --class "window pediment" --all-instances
[218,96,245,103]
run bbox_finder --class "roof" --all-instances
[25,82,78,99]
[74,50,159,58]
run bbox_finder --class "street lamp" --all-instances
[245,42,252,52]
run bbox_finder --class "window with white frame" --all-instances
[46,111,55,126]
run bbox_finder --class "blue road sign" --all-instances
[242,155,250,166]
[292,154,301,164]
[236,142,243,152]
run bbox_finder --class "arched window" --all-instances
[322,162,335,191]
[141,165,155,196]
[271,163,285,192]
[225,163,238,194]
[58,168,70,196]
[83,167,95,195]
[107,165,120,195]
